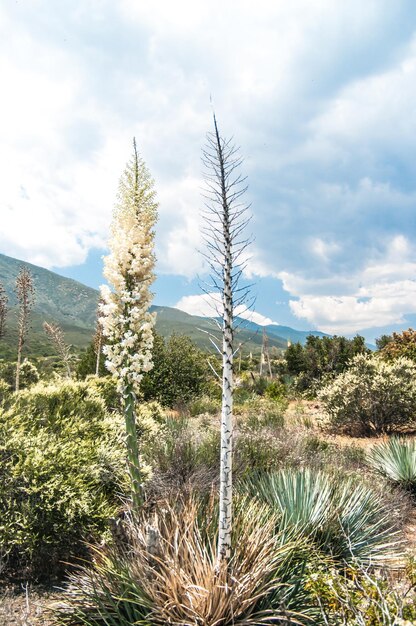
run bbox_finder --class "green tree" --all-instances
[285,335,368,389]
[141,333,207,407]
[77,341,108,379]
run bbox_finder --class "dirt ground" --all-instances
[0,586,59,625]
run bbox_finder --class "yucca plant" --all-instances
[368,437,416,490]
[52,494,312,625]
[242,469,400,565]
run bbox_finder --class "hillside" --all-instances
[0,253,326,358]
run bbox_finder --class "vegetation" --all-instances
[141,332,207,407]
[0,380,128,579]
[243,469,398,565]
[53,495,308,625]
[378,328,416,362]
[319,354,416,435]
[285,334,368,391]
[368,437,416,491]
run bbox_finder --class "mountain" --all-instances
[0,252,326,359]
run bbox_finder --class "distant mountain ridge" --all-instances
[0,252,328,358]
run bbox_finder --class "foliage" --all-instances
[0,378,11,406]
[319,354,416,435]
[0,358,39,389]
[306,563,416,625]
[242,469,399,565]
[368,437,416,491]
[236,395,287,430]
[144,415,220,495]
[264,379,287,401]
[77,341,108,379]
[285,335,369,390]
[379,328,416,362]
[188,393,221,416]
[52,495,310,625]
[141,332,208,407]
[85,375,121,412]
[0,380,128,579]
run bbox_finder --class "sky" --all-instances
[1,1,416,342]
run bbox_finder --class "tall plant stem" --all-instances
[123,384,144,510]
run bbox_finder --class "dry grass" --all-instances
[53,495,304,625]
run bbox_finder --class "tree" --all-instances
[378,328,416,362]
[15,266,35,392]
[100,139,157,510]
[201,115,252,564]
[0,282,8,340]
[141,332,207,407]
[76,342,108,379]
[285,335,368,389]
[93,298,104,376]
[43,321,72,377]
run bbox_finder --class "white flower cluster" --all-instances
[99,146,158,394]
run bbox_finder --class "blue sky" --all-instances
[1,1,416,341]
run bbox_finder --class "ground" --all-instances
[0,586,58,625]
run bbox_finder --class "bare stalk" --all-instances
[15,267,35,392]
[201,115,253,565]
[43,321,72,377]
[0,282,8,340]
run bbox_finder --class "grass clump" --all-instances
[242,468,400,565]
[52,495,309,625]
[368,437,416,491]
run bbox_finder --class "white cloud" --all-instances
[285,236,416,333]
[175,292,276,326]
[1,0,416,306]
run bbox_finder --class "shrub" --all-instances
[242,469,399,565]
[85,375,121,412]
[319,354,416,435]
[141,333,208,407]
[0,379,10,405]
[264,380,286,401]
[237,396,287,430]
[188,394,220,416]
[52,495,311,625]
[0,380,129,579]
[0,358,39,390]
[306,563,416,625]
[144,416,220,496]
[368,437,416,491]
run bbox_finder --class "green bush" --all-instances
[264,380,286,401]
[141,333,208,407]
[85,375,121,412]
[0,378,11,405]
[0,380,128,579]
[0,358,39,390]
[319,354,416,435]
[237,396,287,430]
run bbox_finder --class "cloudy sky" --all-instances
[1,1,416,341]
